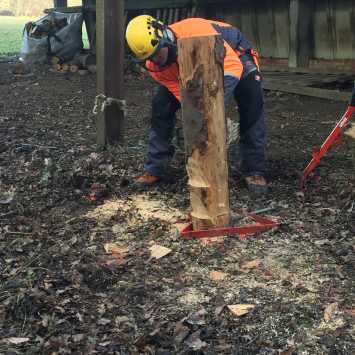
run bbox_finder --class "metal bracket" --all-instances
[180,210,279,240]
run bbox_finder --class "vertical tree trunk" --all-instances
[178,35,230,231]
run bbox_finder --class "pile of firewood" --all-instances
[50,53,96,75]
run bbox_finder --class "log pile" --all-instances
[50,53,96,75]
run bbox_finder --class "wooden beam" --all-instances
[96,0,125,146]
[289,0,314,68]
[83,0,97,52]
[263,82,351,102]
[48,0,233,13]
[178,35,230,231]
[124,0,233,10]
[45,6,84,13]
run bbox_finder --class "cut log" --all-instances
[53,63,62,72]
[60,63,69,73]
[77,53,96,68]
[78,69,89,76]
[87,64,97,74]
[178,35,230,230]
[12,62,27,75]
[69,64,79,73]
[50,56,61,66]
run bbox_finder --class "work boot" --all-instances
[133,171,161,187]
[245,175,268,194]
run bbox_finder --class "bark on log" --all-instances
[178,35,230,230]
[78,53,96,68]
[69,64,79,73]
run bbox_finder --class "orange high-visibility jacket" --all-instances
[146,18,257,101]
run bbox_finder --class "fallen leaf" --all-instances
[97,318,111,325]
[72,334,85,342]
[101,254,127,269]
[185,308,207,325]
[324,303,338,321]
[227,304,255,316]
[241,259,262,271]
[184,330,207,350]
[209,271,226,281]
[200,236,226,246]
[149,244,172,259]
[344,123,355,139]
[295,191,305,200]
[0,194,14,204]
[99,341,111,347]
[6,337,30,344]
[280,346,296,355]
[173,222,190,233]
[344,308,355,317]
[104,243,129,255]
[263,269,273,277]
[215,305,226,317]
[102,243,129,268]
[174,322,190,344]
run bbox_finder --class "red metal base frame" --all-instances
[300,105,355,190]
[181,211,279,240]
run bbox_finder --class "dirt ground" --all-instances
[0,60,354,355]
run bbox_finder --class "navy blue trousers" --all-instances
[145,70,266,177]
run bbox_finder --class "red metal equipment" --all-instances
[300,82,355,189]
[181,209,279,240]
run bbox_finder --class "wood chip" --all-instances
[344,308,355,317]
[149,244,172,259]
[70,64,79,73]
[104,243,129,255]
[174,322,190,343]
[6,337,30,344]
[173,222,190,233]
[199,236,226,246]
[78,69,89,76]
[324,302,338,321]
[227,304,255,316]
[344,123,355,139]
[209,271,226,281]
[215,305,226,317]
[241,259,262,271]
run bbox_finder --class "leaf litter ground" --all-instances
[0,61,354,354]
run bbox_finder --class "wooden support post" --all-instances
[178,35,230,231]
[96,0,125,146]
[83,0,96,53]
[289,0,313,69]
[54,0,67,7]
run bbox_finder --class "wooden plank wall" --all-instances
[196,0,355,71]
[200,0,290,60]
[313,0,355,60]
[51,0,355,71]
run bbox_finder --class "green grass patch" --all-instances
[0,16,31,56]
[0,15,89,57]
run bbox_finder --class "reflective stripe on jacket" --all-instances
[146,18,257,101]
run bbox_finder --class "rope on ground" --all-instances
[93,94,126,115]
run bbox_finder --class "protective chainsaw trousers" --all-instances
[145,70,266,178]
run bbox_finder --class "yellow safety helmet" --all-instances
[125,15,168,61]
